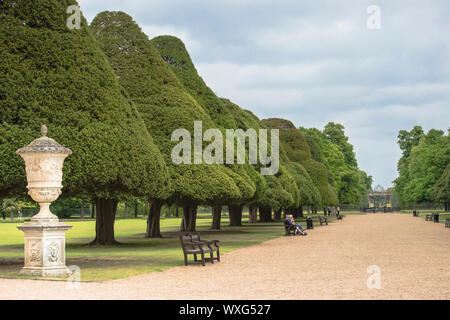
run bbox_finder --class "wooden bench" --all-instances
[318,216,328,226]
[180,233,214,266]
[190,232,220,262]
[284,223,296,236]
[445,219,450,228]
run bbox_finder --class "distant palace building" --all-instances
[367,185,392,208]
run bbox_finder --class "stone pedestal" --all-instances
[15,125,73,277]
[18,221,72,277]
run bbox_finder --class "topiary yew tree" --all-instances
[285,162,322,216]
[0,0,169,245]
[302,159,338,206]
[90,11,243,234]
[150,36,263,227]
[151,36,237,130]
[262,118,338,210]
[219,98,302,222]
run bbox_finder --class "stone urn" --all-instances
[16,125,73,277]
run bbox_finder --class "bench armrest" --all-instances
[204,239,220,246]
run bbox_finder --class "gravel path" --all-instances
[1,213,449,300]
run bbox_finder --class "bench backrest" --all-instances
[190,233,201,242]
[180,233,198,252]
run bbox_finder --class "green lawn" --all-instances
[0,216,304,281]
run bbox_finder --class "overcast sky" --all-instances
[79,0,450,189]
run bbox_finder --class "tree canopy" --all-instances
[148,35,260,207]
[434,163,450,206]
[299,124,371,205]
[0,1,168,202]
[90,11,242,206]
[151,36,237,129]
[0,5,377,229]
[262,118,338,206]
[394,127,450,204]
[216,99,300,210]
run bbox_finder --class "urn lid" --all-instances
[16,125,73,155]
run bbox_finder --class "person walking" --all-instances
[18,205,23,220]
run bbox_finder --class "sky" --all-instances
[79,0,450,189]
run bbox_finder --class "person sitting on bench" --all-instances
[284,214,296,234]
[288,214,307,235]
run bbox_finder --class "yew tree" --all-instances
[262,118,338,210]
[90,11,243,234]
[151,36,262,227]
[0,0,169,245]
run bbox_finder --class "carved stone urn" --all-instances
[16,125,73,277]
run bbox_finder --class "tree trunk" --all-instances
[211,206,222,230]
[273,208,282,221]
[229,204,243,226]
[445,202,449,212]
[146,199,163,238]
[89,199,120,245]
[134,201,138,218]
[10,209,14,220]
[180,204,197,232]
[259,206,272,222]
[91,202,95,219]
[248,205,258,223]
[293,206,303,218]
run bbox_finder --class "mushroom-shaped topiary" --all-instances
[262,118,338,208]
[90,11,243,233]
[151,36,263,226]
[0,1,169,245]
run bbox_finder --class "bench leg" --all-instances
[201,252,205,266]
[217,248,220,262]
[184,254,188,266]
